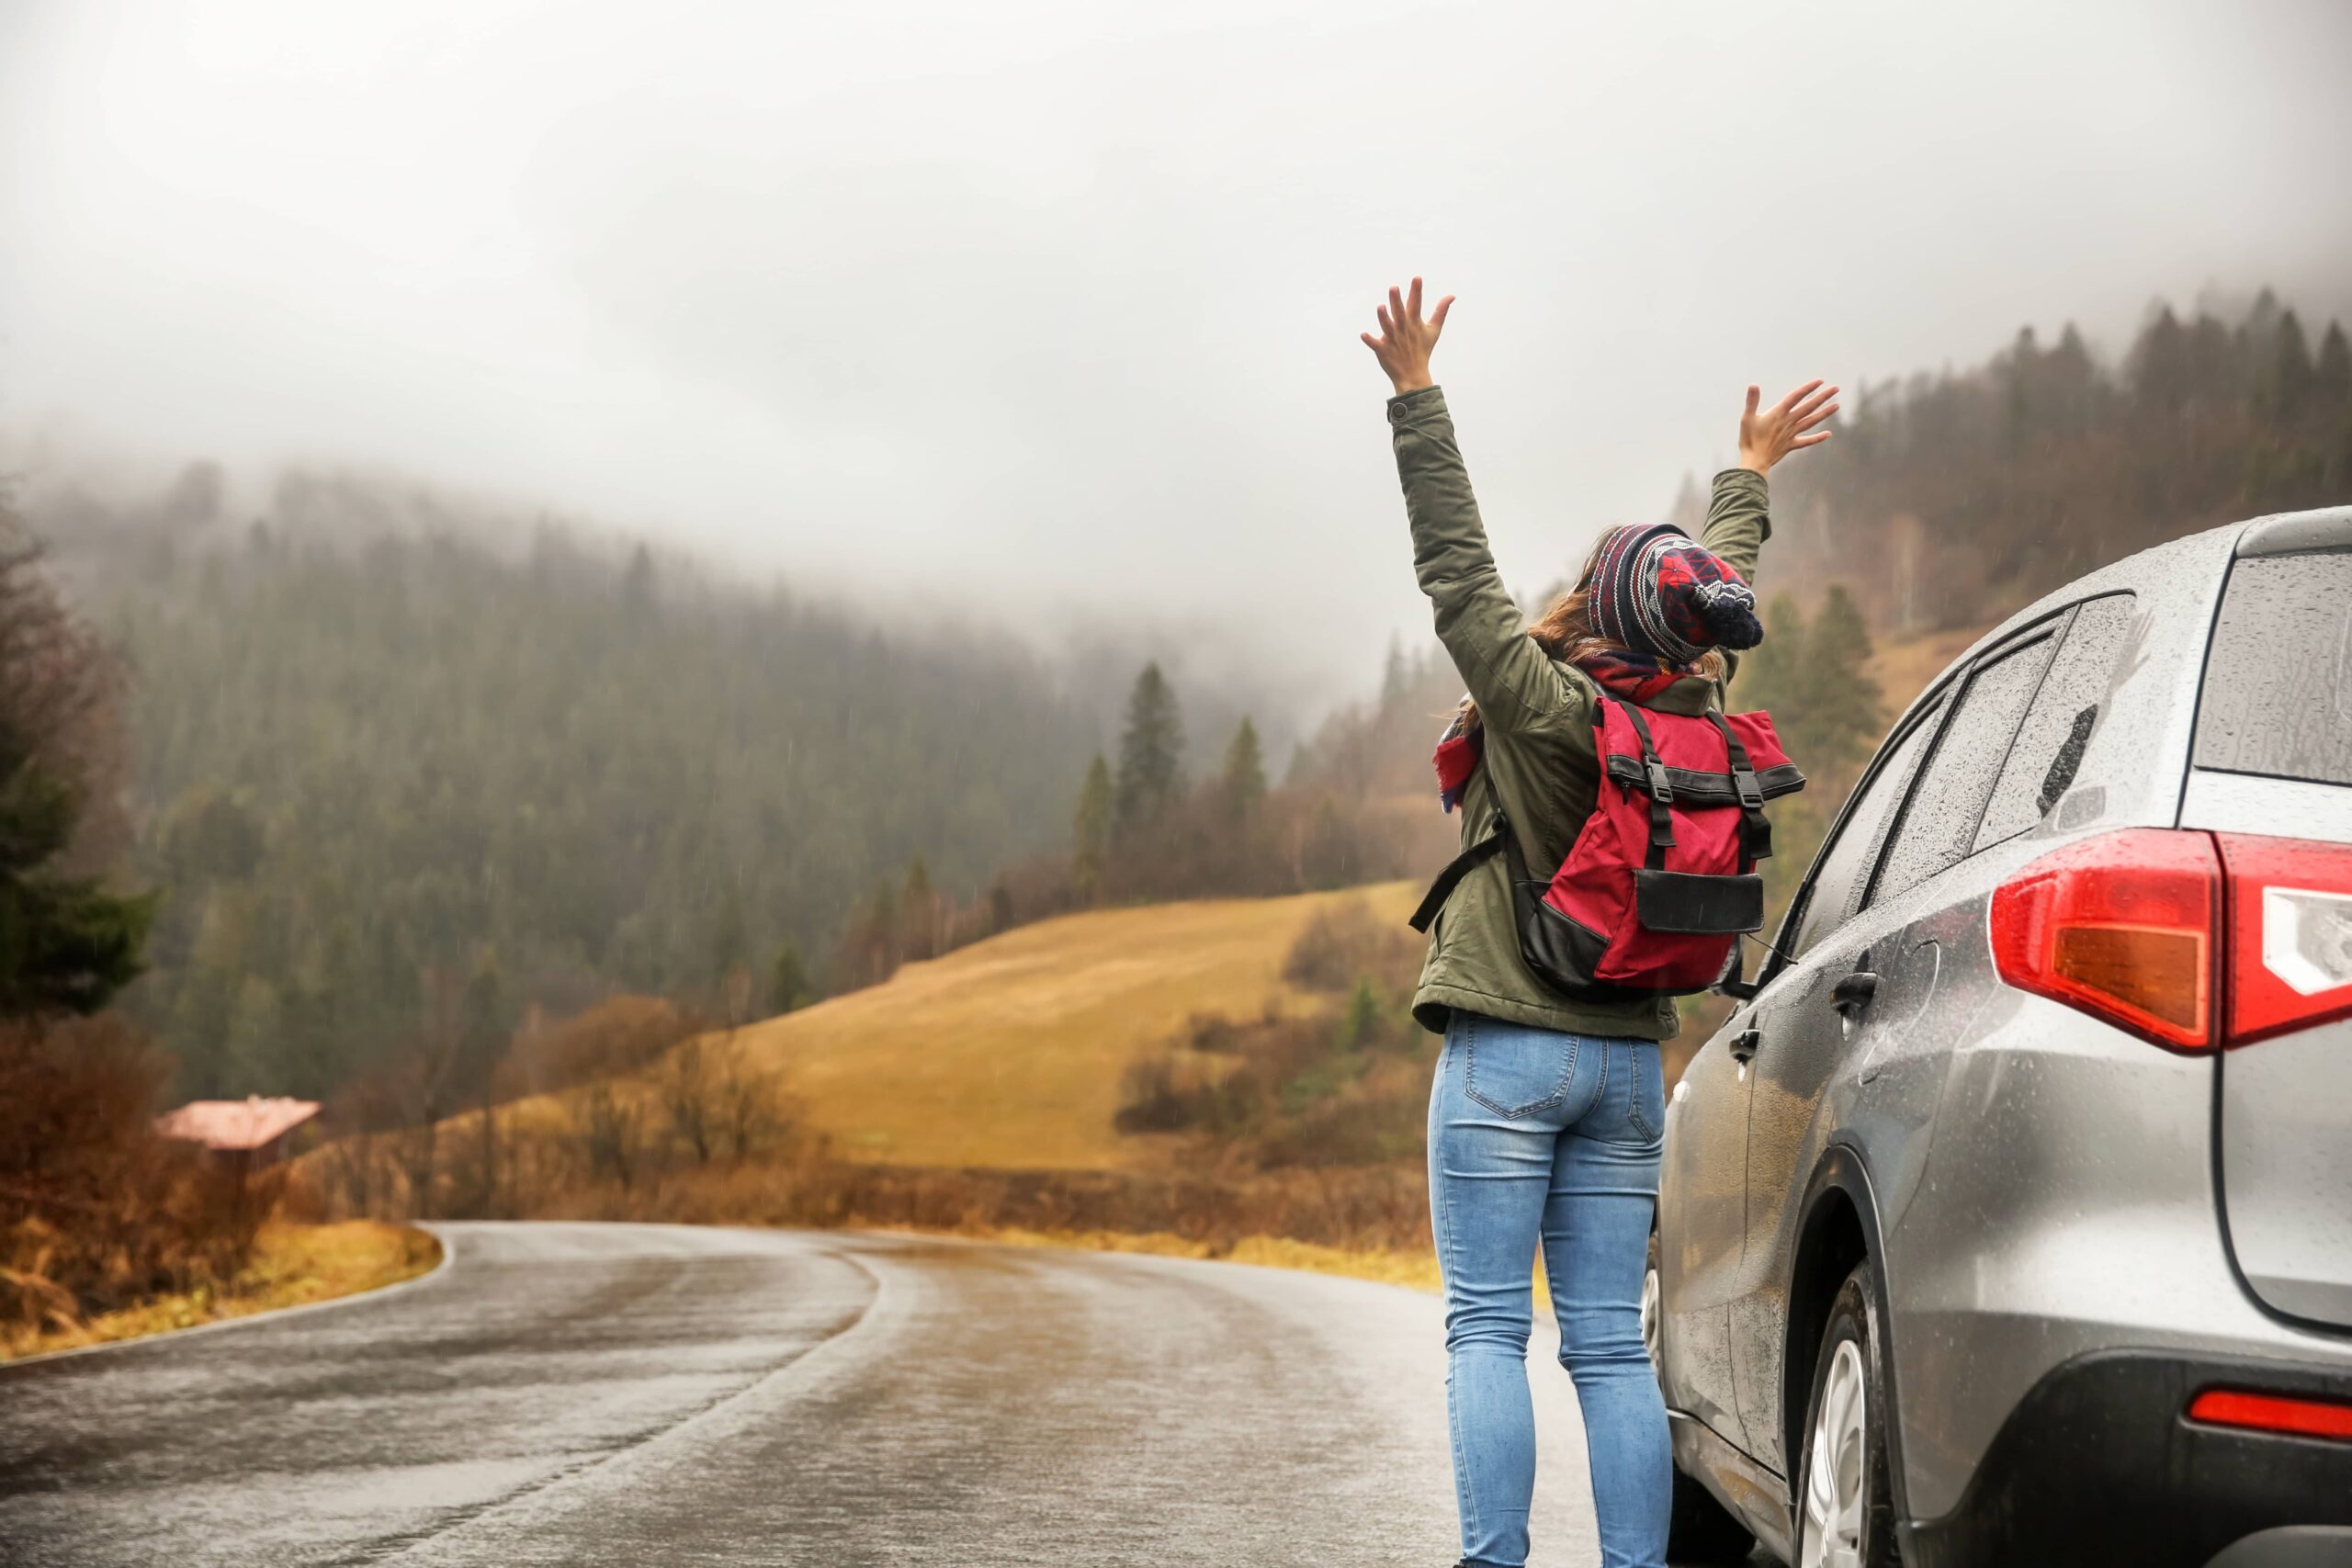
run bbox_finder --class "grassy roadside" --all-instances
[2,1220,442,1362]
[899,1224,1445,1292]
[913,1225,1576,1310]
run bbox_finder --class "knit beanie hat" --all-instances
[1589,522,1763,666]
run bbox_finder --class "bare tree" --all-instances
[661,1039,715,1167]
[580,1084,642,1191]
[716,1051,786,1163]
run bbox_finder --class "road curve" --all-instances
[0,1222,1611,1566]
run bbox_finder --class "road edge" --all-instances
[0,1222,456,1373]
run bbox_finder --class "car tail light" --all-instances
[1991,829,2218,1051]
[1991,829,2352,1051]
[2217,833,2352,1045]
[2188,1387,2352,1443]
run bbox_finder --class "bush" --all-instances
[1283,899,1421,994]
[0,1017,272,1341]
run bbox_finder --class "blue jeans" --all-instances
[1428,1011,1669,1568]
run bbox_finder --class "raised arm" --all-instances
[1364,279,1574,732]
[1705,379,1840,583]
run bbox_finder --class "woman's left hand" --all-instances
[1737,379,1840,474]
[1363,277,1454,396]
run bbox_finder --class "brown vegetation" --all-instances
[294,893,1441,1257]
[0,1018,277,1346]
[4,1219,440,1362]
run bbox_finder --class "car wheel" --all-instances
[1795,1259,1899,1568]
[1647,1233,1757,1563]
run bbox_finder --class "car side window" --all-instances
[1974,594,2138,852]
[1786,698,1943,960]
[1865,631,2058,909]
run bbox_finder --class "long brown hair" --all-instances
[1457,534,1726,731]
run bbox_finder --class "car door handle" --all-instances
[1832,970,1880,1018]
[1730,1028,1761,1063]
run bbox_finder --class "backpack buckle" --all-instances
[1734,770,1766,809]
[1644,760,1675,804]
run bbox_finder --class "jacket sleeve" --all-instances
[1388,387,1576,733]
[1698,467,1770,585]
[1698,466,1771,690]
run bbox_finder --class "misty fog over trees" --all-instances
[27,482,1108,1098]
[5,283,2346,1107]
[1769,289,2352,628]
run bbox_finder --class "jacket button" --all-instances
[1389,402,1408,424]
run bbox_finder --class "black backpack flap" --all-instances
[1634,868,1765,934]
[1601,753,1806,804]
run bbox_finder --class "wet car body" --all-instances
[1653,506,2352,1567]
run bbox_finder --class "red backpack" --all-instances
[1410,697,1805,1000]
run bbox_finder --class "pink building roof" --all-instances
[154,1097,321,1152]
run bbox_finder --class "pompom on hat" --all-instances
[1588,522,1762,667]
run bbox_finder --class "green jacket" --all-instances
[1388,384,1772,1040]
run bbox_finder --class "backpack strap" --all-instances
[1701,709,1774,867]
[1408,828,1508,933]
[1613,699,1678,871]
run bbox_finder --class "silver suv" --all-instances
[1649,508,2352,1568]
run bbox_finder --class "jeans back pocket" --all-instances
[1461,1016,1580,1120]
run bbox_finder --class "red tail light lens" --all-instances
[2218,833,2352,1046]
[1991,829,2218,1051]
[2188,1387,2352,1442]
[1992,829,2352,1050]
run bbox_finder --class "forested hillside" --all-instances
[27,473,1107,1100]
[22,283,2344,1110]
[1768,289,2351,631]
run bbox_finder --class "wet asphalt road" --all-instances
[0,1221,1634,1567]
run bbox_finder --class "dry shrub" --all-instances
[493,995,702,1100]
[1282,898,1422,994]
[537,1155,1430,1255]
[298,1039,799,1223]
[1113,983,1433,1170]
[1111,1052,1217,1134]
[0,1016,274,1339]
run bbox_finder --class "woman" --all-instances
[1361,278,1836,1568]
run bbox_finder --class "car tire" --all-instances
[1646,1233,1757,1563]
[1793,1259,1900,1568]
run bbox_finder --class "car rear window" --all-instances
[1974,594,2138,852]
[2194,552,2352,788]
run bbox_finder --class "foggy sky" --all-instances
[4,0,2349,699]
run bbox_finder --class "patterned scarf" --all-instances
[1430,651,1693,812]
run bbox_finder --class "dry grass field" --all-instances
[722,881,1421,1172]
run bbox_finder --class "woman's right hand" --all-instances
[1362,276,1454,396]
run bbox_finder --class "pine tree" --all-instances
[1340,976,1382,1052]
[768,939,811,1014]
[2130,304,2189,413]
[708,883,747,996]
[0,522,153,1021]
[900,855,938,962]
[1221,717,1267,818]
[621,542,655,614]
[1793,586,1886,777]
[2315,321,2352,407]
[1071,752,1113,901]
[1379,635,1409,709]
[1732,593,1808,713]
[458,954,506,1086]
[1113,662,1185,840]
[2267,310,2315,422]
